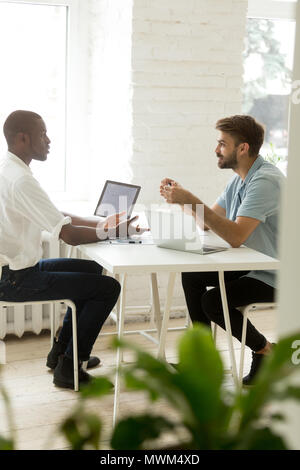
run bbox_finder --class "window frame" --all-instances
[248,0,297,20]
[246,0,297,167]
[0,0,90,202]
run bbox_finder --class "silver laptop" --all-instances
[146,209,227,255]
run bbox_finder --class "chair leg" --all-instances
[212,322,218,343]
[50,303,55,347]
[185,312,191,329]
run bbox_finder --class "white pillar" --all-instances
[277,0,300,450]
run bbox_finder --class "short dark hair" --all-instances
[3,110,42,146]
[215,115,264,157]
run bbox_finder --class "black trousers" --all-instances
[181,271,275,352]
[0,259,121,361]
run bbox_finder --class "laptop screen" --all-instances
[94,180,141,218]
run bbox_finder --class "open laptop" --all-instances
[146,209,228,255]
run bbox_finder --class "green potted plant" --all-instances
[58,325,300,450]
[0,371,15,450]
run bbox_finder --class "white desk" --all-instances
[79,234,279,424]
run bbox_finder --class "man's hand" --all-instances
[117,215,150,238]
[96,212,126,240]
[160,178,191,205]
[103,212,127,231]
[98,213,149,239]
[114,215,138,239]
[127,216,150,238]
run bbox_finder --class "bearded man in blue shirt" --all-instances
[160,115,283,386]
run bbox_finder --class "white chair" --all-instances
[0,299,79,391]
[238,302,277,385]
[213,302,276,386]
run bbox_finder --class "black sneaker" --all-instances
[242,352,265,386]
[46,338,65,369]
[47,338,101,370]
[53,355,92,389]
[243,343,276,387]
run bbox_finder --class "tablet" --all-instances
[94,180,141,218]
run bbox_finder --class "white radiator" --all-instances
[0,234,69,339]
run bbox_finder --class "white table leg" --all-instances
[150,273,161,338]
[157,272,176,360]
[113,273,127,427]
[218,271,239,389]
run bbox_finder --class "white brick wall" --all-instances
[87,0,248,310]
[130,0,248,206]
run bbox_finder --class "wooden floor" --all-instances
[0,310,277,450]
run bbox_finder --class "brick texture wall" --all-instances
[88,0,248,311]
[130,0,248,207]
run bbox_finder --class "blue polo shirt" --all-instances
[216,155,284,288]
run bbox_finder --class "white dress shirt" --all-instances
[0,151,71,272]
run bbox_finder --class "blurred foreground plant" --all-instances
[0,366,15,450]
[59,325,300,450]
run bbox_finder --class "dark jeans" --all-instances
[181,271,275,352]
[0,258,121,361]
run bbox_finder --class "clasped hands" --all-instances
[160,178,191,205]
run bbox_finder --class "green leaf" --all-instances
[0,436,14,450]
[241,427,288,450]
[174,325,224,423]
[79,377,114,399]
[177,325,224,388]
[122,358,188,417]
[115,338,182,403]
[270,385,300,402]
[111,414,174,450]
[281,386,300,400]
[117,325,226,449]
[123,372,160,401]
[239,331,300,431]
[60,415,83,450]
[60,410,101,450]
[269,413,285,422]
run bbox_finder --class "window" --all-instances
[244,1,297,173]
[0,0,88,199]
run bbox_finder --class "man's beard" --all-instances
[217,148,238,169]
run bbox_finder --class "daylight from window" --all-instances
[243,17,296,174]
[0,2,67,192]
